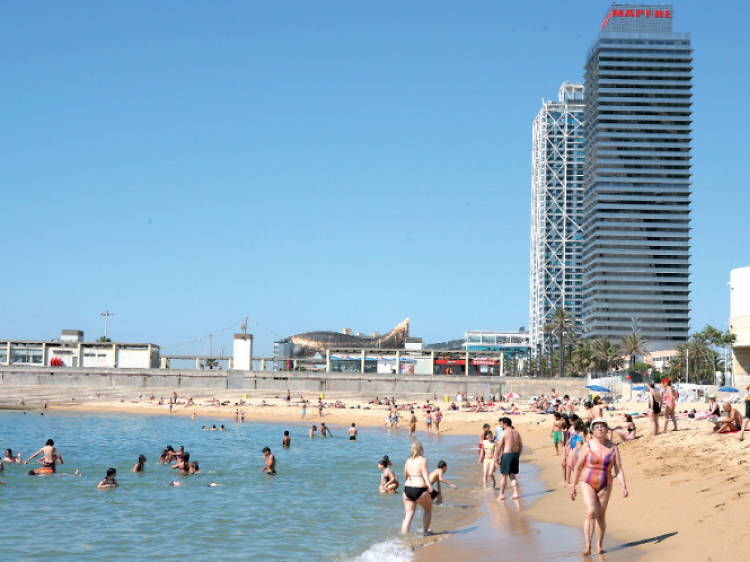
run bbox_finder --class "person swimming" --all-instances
[133,454,147,473]
[3,449,21,463]
[25,439,63,475]
[97,468,118,490]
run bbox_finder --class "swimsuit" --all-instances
[650,394,661,414]
[404,486,428,501]
[500,452,519,475]
[582,445,616,493]
[430,489,439,499]
[552,430,562,445]
[482,440,496,466]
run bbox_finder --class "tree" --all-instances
[544,308,575,378]
[592,337,622,372]
[620,332,648,370]
[570,339,596,377]
[97,336,111,343]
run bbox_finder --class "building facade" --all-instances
[581,4,692,350]
[730,266,750,380]
[530,82,585,359]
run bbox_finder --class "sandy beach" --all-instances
[3,384,748,560]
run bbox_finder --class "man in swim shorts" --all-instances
[494,417,523,501]
[320,423,332,437]
[282,431,291,448]
[261,447,276,474]
[25,439,63,475]
[348,423,358,440]
[552,412,564,455]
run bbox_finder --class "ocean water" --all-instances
[0,411,472,561]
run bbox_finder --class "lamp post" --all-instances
[100,310,114,340]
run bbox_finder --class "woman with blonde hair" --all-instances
[401,440,433,535]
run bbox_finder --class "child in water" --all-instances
[97,468,118,490]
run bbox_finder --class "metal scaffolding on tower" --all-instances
[529,82,584,364]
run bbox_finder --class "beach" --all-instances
[3,384,749,560]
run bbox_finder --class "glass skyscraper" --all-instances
[529,83,585,360]
[581,4,692,350]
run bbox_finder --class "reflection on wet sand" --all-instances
[414,462,640,562]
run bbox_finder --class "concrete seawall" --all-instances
[0,366,588,398]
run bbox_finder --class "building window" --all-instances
[10,344,43,364]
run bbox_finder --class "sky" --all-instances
[1,1,748,357]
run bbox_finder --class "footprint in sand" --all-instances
[715,502,725,509]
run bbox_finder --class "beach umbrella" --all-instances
[631,384,648,391]
[718,386,739,393]
[505,392,521,399]
[585,384,610,393]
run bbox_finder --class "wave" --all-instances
[351,539,413,562]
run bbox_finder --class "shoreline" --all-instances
[4,384,750,560]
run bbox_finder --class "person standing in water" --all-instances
[570,418,628,556]
[25,439,63,475]
[428,460,457,505]
[261,447,276,474]
[478,429,496,489]
[494,418,522,501]
[320,423,332,437]
[282,431,291,448]
[133,454,147,473]
[378,455,399,493]
[409,410,417,439]
[97,468,118,489]
[401,440,433,535]
[309,425,317,439]
[348,423,358,441]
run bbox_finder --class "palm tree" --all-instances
[544,308,575,378]
[592,336,622,372]
[620,332,648,371]
[570,339,595,377]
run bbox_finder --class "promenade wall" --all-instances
[0,366,587,398]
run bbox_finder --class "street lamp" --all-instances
[100,310,114,340]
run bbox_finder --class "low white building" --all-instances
[730,266,750,381]
[0,330,159,369]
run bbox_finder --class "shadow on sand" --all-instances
[604,531,678,553]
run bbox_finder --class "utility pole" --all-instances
[100,310,114,340]
[685,346,689,384]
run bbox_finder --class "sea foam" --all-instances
[352,539,413,562]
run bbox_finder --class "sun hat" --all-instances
[591,417,609,429]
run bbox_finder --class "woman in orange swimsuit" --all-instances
[661,379,678,432]
[570,418,628,556]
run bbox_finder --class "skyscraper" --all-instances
[529,82,585,360]
[581,4,692,350]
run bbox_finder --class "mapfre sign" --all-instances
[601,8,672,29]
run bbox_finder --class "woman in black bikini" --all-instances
[133,454,147,473]
[401,441,433,534]
[647,382,661,436]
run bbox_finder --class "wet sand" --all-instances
[3,384,749,560]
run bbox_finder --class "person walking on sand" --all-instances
[647,382,661,436]
[494,417,522,501]
[551,412,564,455]
[661,379,678,432]
[433,407,442,433]
[301,402,307,420]
[479,429,496,490]
[401,441,433,535]
[570,418,628,556]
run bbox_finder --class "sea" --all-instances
[0,411,475,561]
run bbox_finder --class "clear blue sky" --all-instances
[1,1,747,356]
